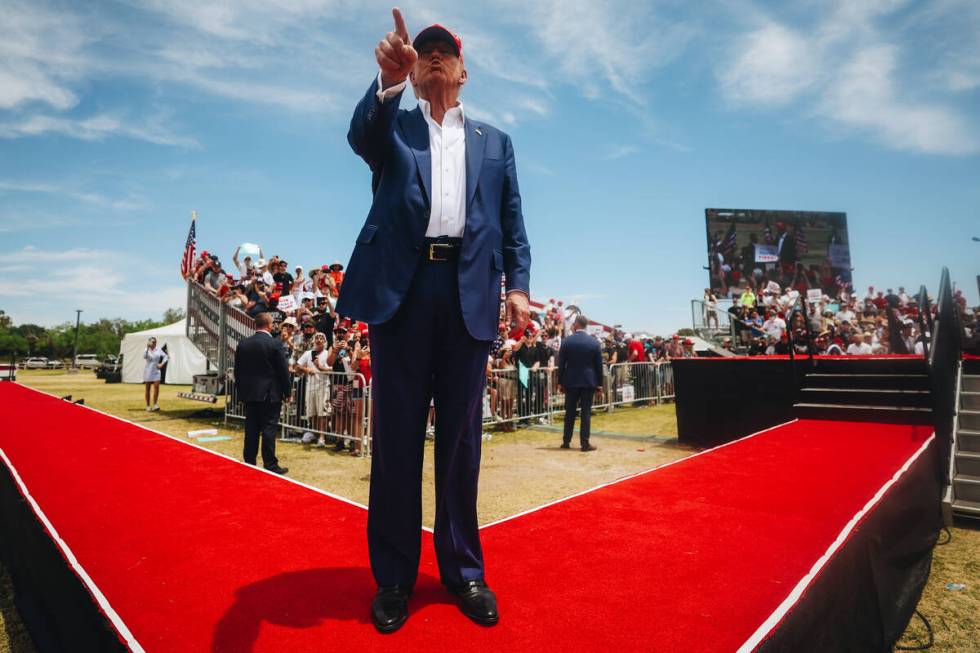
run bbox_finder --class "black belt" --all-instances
[421,237,462,262]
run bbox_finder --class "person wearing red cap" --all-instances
[341,6,532,633]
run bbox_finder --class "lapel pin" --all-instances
[475,127,482,136]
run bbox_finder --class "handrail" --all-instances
[916,284,932,360]
[928,267,963,488]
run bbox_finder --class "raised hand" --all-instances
[376,7,418,88]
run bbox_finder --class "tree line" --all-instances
[0,308,185,360]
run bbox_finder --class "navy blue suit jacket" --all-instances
[336,78,531,341]
[233,332,291,403]
[557,331,604,389]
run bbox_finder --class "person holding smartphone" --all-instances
[142,337,168,412]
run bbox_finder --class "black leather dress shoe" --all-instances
[449,580,499,626]
[265,465,289,475]
[371,586,410,633]
[560,442,570,449]
[580,444,597,452]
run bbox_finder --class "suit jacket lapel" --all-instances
[465,120,486,210]
[406,107,431,207]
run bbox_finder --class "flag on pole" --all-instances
[795,224,809,256]
[180,211,197,279]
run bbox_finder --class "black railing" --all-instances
[928,267,963,485]
[916,285,932,360]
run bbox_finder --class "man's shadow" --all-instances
[211,567,449,652]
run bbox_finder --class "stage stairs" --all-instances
[792,357,933,425]
[951,372,980,519]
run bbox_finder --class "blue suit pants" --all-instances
[367,259,491,589]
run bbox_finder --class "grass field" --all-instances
[1,371,977,651]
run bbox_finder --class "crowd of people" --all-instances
[705,281,979,356]
[183,246,691,439]
[184,245,978,438]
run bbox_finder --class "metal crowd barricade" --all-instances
[484,367,556,427]
[482,361,675,425]
[225,370,372,456]
[606,362,659,407]
[226,359,673,452]
[656,362,675,401]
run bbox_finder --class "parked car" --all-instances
[75,354,102,369]
[24,357,49,369]
[46,359,65,369]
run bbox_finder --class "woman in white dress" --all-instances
[296,332,332,446]
[143,337,169,411]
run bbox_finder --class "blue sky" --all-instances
[1,0,978,334]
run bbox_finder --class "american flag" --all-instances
[180,212,196,279]
[762,220,774,244]
[795,223,809,256]
[720,221,738,260]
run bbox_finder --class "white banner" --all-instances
[755,244,778,263]
[807,289,823,303]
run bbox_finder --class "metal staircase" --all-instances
[184,281,256,398]
[951,370,980,519]
[793,358,933,424]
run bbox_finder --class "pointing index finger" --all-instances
[392,7,410,42]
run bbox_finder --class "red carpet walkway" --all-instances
[0,383,933,652]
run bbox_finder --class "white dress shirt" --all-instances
[376,72,467,238]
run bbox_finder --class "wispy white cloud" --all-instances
[715,0,980,155]
[603,144,640,160]
[719,22,818,106]
[0,180,147,211]
[0,246,186,324]
[507,0,696,105]
[0,112,198,148]
[0,0,91,111]
[818,45,979,155]
[0,211,83,234]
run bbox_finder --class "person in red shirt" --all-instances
[628,337,645,362]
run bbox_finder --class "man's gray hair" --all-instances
[255,312,274,329]
[574,314,589,330]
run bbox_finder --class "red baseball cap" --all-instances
[413,24,463,62]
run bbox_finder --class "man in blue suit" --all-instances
[336,8,531,633]
[557,315,603,452]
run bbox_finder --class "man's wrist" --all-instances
[376,71,407,102]
[506,289,529,300]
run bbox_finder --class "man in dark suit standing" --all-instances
[557,315,603,452]
[233,312,290,475]
[338,8,531,634]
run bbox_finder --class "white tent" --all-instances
[120,319,209,385]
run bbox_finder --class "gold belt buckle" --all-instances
[429,243,452,261]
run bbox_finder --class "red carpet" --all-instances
[0,383,932,652]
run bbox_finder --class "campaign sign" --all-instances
[276,294,297,313]
[754,244,778,263]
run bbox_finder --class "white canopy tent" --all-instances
[120,319,209,385]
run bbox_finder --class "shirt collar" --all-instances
[417,98,465,129]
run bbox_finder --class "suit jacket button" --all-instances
[414,245,421,252]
